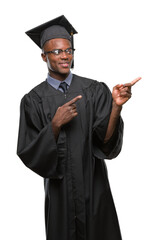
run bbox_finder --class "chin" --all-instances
[59,68,70,75]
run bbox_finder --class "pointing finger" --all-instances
[130,77,142,86]
[123,77,142,88]
[65,95,82,106]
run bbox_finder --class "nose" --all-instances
[60,51,68,59]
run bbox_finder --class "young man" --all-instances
[17,15,141,240]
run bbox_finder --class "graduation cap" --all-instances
[25,15,78,67]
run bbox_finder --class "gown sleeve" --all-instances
[17,93,66,179]
[92,82,124,160]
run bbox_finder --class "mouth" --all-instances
[59,62,70,68]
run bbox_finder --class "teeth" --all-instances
[61,63,68,67]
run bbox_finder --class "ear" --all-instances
[41,53,47,63]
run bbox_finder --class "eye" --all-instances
[65,48,72,54]
[66,48,75,54]
[53,49,61,55]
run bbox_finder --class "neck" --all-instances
[49,70,70,81]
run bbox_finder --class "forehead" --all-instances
[44,38,71,50]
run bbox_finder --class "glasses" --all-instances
[44,48,75,55]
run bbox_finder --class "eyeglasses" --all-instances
[44,48,75,55]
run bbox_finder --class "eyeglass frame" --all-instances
[44,47,75,55]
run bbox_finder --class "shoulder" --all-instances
[22,81,49,104]
[73,74,111,95]
[73,73,97,87]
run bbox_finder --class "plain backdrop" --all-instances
[0,0,158,239]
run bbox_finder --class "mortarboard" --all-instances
[25,15,78,67]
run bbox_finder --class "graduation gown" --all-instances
[17,74,124,240]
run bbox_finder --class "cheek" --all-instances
[47,57,58,68]
[67,55,73,66]
[69,54,73,60]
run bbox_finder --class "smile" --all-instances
[59,62,69,68]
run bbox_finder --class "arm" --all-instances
[104,77,141,143]
[92,77,141,159]
[17,94,66,179]
[104,102,122,144]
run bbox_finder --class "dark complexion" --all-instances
[52,96,82,140]
[41,38,73,81]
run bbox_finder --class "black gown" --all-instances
[17,74,124,240]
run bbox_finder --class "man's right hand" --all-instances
[51,95,82,140]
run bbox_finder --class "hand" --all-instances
[112,77,141,106]
[52,95,82,129]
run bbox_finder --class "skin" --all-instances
[52,96,82,139]
[41,38,73,81]
[104,77,141,143]
[41,38,141,141]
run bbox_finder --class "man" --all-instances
[17,15,141,240]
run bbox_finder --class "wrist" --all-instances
[52,118,61,131]
[112,101,122,115]
[51,118,61,141]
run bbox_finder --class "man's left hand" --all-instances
[112,77,142,106]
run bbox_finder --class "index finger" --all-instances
[65,95,82,106]
[123,77,142,87]
[130,77,142,86]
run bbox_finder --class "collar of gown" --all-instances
[46,72,72,91]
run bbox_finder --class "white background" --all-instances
[0,0,158,239]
